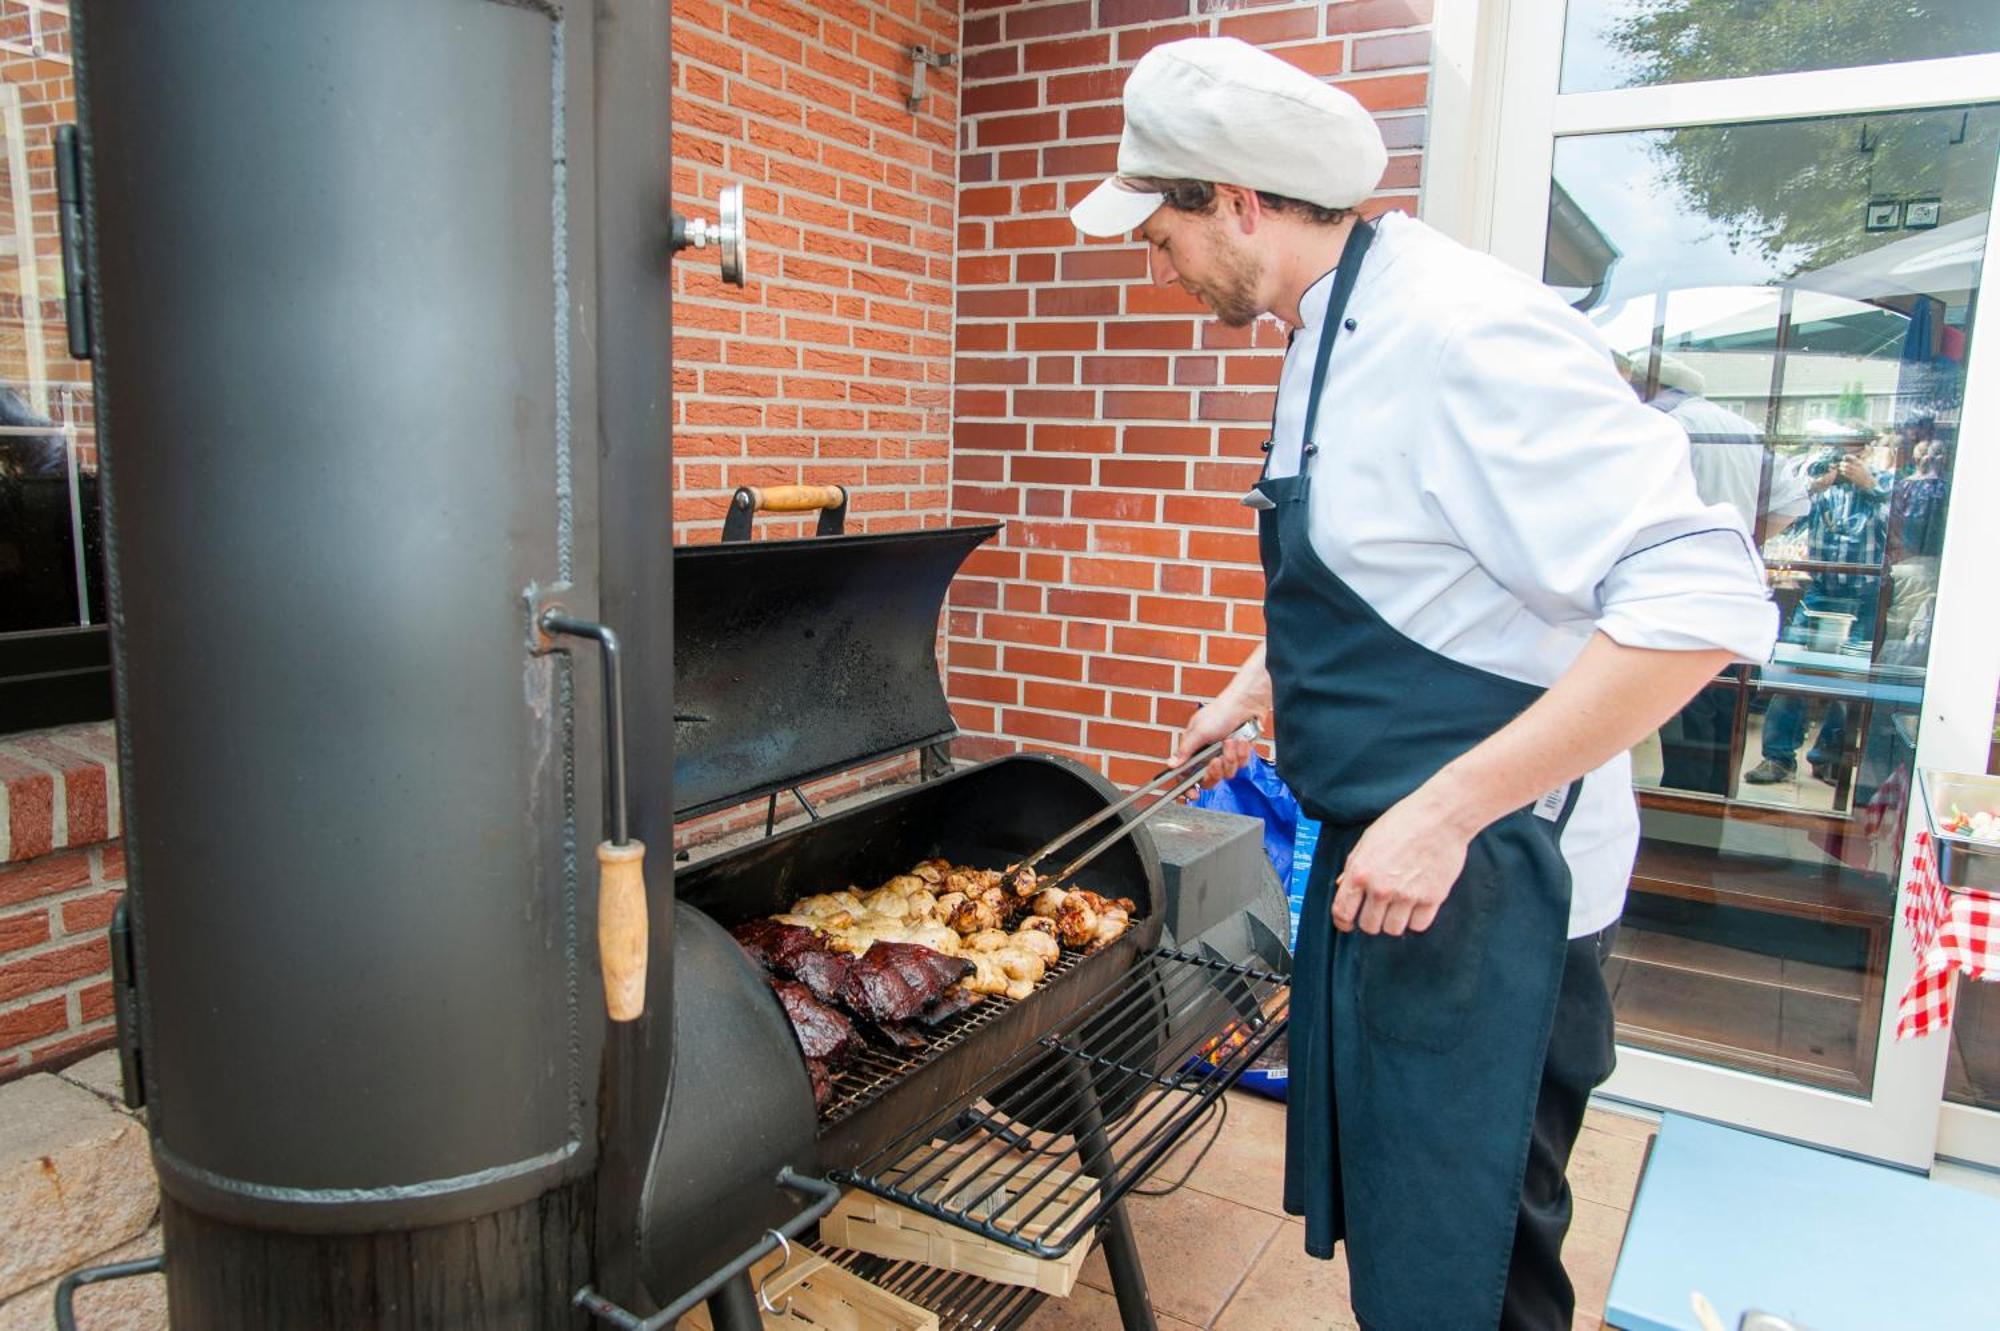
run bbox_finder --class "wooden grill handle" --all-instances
[745,484,846,513]
[597,839,648,1022]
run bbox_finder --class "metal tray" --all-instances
[1917,768,2000,893]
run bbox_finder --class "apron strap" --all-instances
[1298,218,1377,465]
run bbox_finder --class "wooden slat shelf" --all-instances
[1630,837,1891,930]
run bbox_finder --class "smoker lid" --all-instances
[673,524,1001,818]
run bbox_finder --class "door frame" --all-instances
[1426,0,2000,1169]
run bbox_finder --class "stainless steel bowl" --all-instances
[1918,768,2000,893]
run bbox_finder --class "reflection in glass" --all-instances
[1561,0,2000,95]
[1549,105,1999,1096]
[0,387,96,635]
[0,5,109,732]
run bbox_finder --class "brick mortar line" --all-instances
[0,877,120,917]
[956,28,1436,67]
[678,325,960,352]
[14,1014,116,1058]
[958,71,1435,116]
[672,264,956,314]
[686,344,957,371]
[673,453,956,463]
[944,677,1247,707]
[0,920,111,966]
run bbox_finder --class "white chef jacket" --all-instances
[1265,213,1779,938]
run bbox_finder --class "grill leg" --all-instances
[1065,1062,1159,1331]
[705,1272,763,1331]
[1098,1199,1158,1331]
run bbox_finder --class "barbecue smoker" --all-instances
[66,3,1287,1328]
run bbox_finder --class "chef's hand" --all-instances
[1174,700,1261,789]
[1332,792,1470,935]
[1173,644,1272,788]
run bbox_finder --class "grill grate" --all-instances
[834,948,1288,1259]
[810,1243,1046,1331]
[818,949,1090,1126]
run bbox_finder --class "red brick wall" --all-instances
[944,0,1433,784]
[670,0,963,541]
[0,723,122,1078]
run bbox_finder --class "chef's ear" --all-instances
[1216,183,1263,234]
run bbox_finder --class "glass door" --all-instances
[1466,0,2000,1167]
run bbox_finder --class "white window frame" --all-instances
[1426,0,2000,1170]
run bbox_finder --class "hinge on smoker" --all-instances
[56,124,92,361]
[108,896,143,1110]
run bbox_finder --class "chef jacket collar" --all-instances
[1291,211,1407,335]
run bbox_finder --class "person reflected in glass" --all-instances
[1745,429,1891,786]
[1618,353,1792,795]
[1884,418,1948,649]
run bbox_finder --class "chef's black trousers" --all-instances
[1500,923,1621,1331]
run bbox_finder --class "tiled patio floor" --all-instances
[1024,1091,1655,1331]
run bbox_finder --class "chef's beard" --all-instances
[1186,239,1267,327]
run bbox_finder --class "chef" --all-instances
[1068,38,1777,1331]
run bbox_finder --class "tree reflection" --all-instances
[1595,2,2000,273]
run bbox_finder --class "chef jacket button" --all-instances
[1343,317,1358,331]
[1304,443,1319,457]
[1259,439,1272,453]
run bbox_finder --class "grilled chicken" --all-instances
[1031,886,1136,952]
[948,897,1002,935]
[962,952,1035,1001]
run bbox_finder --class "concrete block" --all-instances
[0,1075,156,1300]
[0,1224,165,1331]
[55,1049,129,1110]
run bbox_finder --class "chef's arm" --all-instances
[1173,642,1270,785]
[1418,633,1732,838]
[1333,633,1730,935]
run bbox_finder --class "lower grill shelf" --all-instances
[834,947,1289,1260]
[811,1244,1048,1331]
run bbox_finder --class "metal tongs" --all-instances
[1011,718,1262,892]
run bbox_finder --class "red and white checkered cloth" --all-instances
[1895,832,2000,1039]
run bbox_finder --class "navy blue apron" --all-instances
[1260,220,1579,1330]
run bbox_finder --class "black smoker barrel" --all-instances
[76,0,672,1323]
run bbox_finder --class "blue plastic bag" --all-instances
[1190,755,1317,1102]
[1189,751,1302,886]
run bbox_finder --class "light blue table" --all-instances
[1606,1113,2000,1331]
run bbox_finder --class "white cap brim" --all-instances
[1070,178,1165,238]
